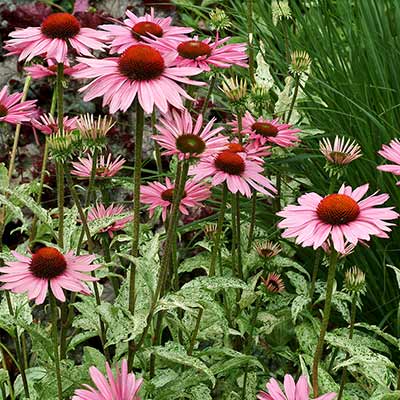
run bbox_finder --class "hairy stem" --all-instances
[201,74,217,115]
[312,250,338,396]
[246,192,257,253]
[187,308,204,356]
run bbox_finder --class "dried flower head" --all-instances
[344,266,366,295]
[289,50,312,75]
[262,272,285,293]
[77,113,115,148]
[203,223,218,239]
[220,76,248,103]
[271,0,291,26]
[48,131,78,161]
[209,8,232,31]
[320,136,362,166]
[255,240,282,258]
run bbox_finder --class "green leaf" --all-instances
[181,276,248,292]
[189,383,213,400]
[291,295,309,323]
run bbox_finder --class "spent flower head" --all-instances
[271,0,291,26]
[289,50,312,75]
[203,223,218,239]
[255,240,282,258]
[77,113,115,149]
[262,272,285,293]
[209,8,232,32]
[344,266,366,295]
[220,76,248,111]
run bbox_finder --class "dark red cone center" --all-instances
[176,134,206,154]
[0,104,8,118]
[177,40,212,59]
[214,150,245,175]
[316,194,360,225]
[252,122,279,137]
[29,247,67,279]
[41,13,81,39]
[227,143,245,153]
[118,44,165,81]
[132,21,164,39]
[161,188,187,202]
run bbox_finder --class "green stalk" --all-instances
[127,101,145,369]
[57,63,64,135]
[132,161,189,361]
[103,234,119,295]
[286,74,300,124]
[1,346,15,400]
[234,193,243,279]
[49,292,63,400]
[246,192,257,253]
[309,249,322,302]
[56,162,65,249]
[209,184,228,276]
[312,250,338,397]
[201,74,217,115]
[337,294,357,400]
[152,109,163,174]
[247,0,256,85]
[187,308,204,356]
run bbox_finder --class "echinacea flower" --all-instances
[320,136,361,165]
[32,113,78,135]
[277,184,398,253]
[225,141,271,164]
[140,178,210,221]
[255,241,282,258]
[73,44,203,114]
[149,34,248,72]
[5,12,109,63]
[232,111,300,147]
[377,139,400,185]
[257,374,336,400]
[0,85,36,125]
[77,113,115,142]
[100,8,192,54]
[0,247,100,304]
[72,359,142,400]
[71,154,125,179]
[25,60,83,79]
[189,150,276,198]
[262,272,285,293]
[87,203,132,238]
[154,108,227,160]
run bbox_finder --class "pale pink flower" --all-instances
[231,111,300,147]
[320,136,361,165]
[0,85,36,125]
[277,184,398,253]
[72,359,142,400]
[87,203,132,238]
[73,44,203,114]
[257,374,336,400]
[25,60,84,79]
[140,178,210,221]
[189,150,276,198]
[5,13,108,63]
[32,113,78,135]
[0,247,100,304]
[148,34,248,72]
[100,8,192,54]
[154,108,227,160]
[71,154,125,179]
[377,139,400,185]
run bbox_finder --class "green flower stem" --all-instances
[247,0,256,85]
[103,234,119,295]
[127,101,145,369]
[201,74,217,116]
[132,161,189,362]
[149,310,165,379]
[64,169,110,361]
[235,193,243,279]
[187,308,204,356]
[209,184,228,276]
[1,345,15,400]
[57,63,64,134]
[286,74,300,124]
[49,292,63,400]
[56,162,65,249]
[246,193,257,253]
[152,109,163,174]
[309,249,322,302]
[312,250,338,397]
[337,294,357,400]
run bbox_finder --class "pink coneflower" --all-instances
[262,272,285,293]
[377,139,400,185]
[149,35,248,72]
[154,108,227,160]
[73,44,203,114]
[189,150,276,198]
[0,85,36,125]
[25,60,83,79]
[5,12,109,63]
[320,136,361,165]
[277,184,398,253]
[100,8,192,54]
[258,374,336,400]
[255,241,282,258]
[32,113,78,135]
[140,178,210,221]
[0,247,100,305]
[225,141,271,164]
[232,111,300,147]
[87,203,132,238]
[72,359,143,400]
[71,154,125,179]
